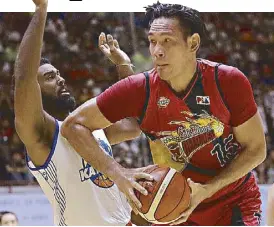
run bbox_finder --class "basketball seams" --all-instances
[144,168,177,222]
[137,167,191,225]
[140,167,170,213]
[157,175,187,222]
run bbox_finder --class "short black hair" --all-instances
[145,1,206,41]
[0,211,18,223]
[40,57,51,66]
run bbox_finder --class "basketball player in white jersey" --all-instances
[13,0,154,225]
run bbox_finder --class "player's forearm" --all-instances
[105,118,141,145]
[61,122,124,181]
[14,4,47,80]
[116,64,135,79]
[205,144,266,198]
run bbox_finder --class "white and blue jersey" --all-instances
[27,120,131,226]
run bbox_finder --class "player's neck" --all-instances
[167,59,197,93]
[47,108,69,121]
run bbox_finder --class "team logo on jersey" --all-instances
[196,96,210,105]
[157,97,170,108]
[157,110,224,163]
[79,138,114,188]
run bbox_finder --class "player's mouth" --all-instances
[156,64,169,69]
[58,88,70,96]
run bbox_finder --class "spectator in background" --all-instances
[255,162,268,184]
[266,149,274,184]
[5,151,33,183]
[0,211,18,226]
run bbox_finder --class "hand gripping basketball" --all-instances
[113,165,157,215]
[170,178,212,225]
[134,166,191,224]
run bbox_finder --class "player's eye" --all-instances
[47,73,55,80]
[149,39,156,45]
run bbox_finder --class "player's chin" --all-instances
[158,71,172,81]
[157,68,171,79]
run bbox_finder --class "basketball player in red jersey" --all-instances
[61,2,266,225]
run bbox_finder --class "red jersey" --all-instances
[97,59,257,202]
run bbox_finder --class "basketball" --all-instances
[135,166,191,224]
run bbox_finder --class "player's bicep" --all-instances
[14,78,54,145]
[233,111,266,156]
[105,118,141,145]
[62,97,111,133]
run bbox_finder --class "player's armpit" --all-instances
[14,80,55,145]
[105,118,141,145]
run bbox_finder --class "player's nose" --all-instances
[57,76,65,86]
[153,44,165,58]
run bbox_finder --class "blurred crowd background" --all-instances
[0,12,273,185]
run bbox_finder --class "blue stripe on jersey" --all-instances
[38,161,67,226]
[26,119,59,171]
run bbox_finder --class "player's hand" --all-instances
[98,32,131,65]
[114,165,157,215]
[170,178,211,225]
[33,0,48,7]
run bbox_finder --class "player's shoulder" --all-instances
[130,69,156,78]
[199,58,247,81]
[127,69,156,85]
[218,64,249,86]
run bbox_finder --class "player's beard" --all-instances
[42,93,76,116]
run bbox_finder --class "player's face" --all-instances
[1,213,18,226]
[38,64,76,112]
[148,17,193,81]
[38,64,71,99]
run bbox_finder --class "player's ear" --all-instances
[188,33,200,53]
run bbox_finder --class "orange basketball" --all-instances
[135,166,191,224]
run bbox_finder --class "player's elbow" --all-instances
[61,115,79,140]
[252,140,267,165]
[131,127,142,138]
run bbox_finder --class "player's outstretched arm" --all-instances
[98,33,141,144]
[61,97,154,214]
[14,0,55,166]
